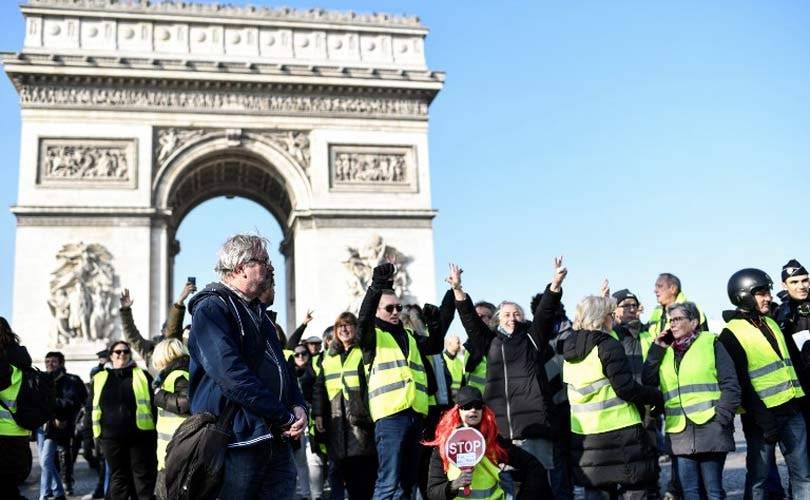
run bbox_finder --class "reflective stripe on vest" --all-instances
[366,327,428,421]
[659,332,720,433]
[563,339,641,435]
[312,352,323,377]
[726,317,805,408]
[447,456,505,500]
[92,367,155,438]
[443,352,465,393]
[0,365,29,437]
[465,357,487,394]
[156,368,189,470]
[322,346,363,402]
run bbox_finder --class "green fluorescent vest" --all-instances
[322,346,363,401]
[92,367,155,438]
[726,316,805,408]
[156,369,189,471]
[447,455,504,500]
[465,357,487,394]
[443,352,465,394]
[659,332,720,433]
[0,365,30,437]
[563,339,641,435]
[366,327,428,421]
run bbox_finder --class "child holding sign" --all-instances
[423,387,550,499]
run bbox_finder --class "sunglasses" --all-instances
[112,349,131,355]
[459,402,484,411]
[382,304,404,313]
[294,352,309,358]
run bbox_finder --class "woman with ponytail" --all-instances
[424,386,549,499]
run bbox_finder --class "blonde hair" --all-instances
[152,338,188,371]
[573,295,616,331]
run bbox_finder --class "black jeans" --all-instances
[100,434,157,500]
[0,435,32,499]
[337,455,378,500]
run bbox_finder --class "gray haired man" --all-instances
[188,234,308,500]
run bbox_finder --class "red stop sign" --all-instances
[445,427,486,469]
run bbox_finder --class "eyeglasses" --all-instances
[459,402,484,411]
[112,349,131,355]
[669,316,689,324]
[294,352,309,358]
[382,304,404,313]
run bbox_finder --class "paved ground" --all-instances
[21,423,789,499]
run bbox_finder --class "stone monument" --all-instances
[3,0,444,368]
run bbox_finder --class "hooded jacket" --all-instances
[558,327,661,488]
[187,282,306,447]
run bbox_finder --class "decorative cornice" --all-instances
[13,76,431,119]
[24,1,425,30]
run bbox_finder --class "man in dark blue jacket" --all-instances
[188,234,308,500]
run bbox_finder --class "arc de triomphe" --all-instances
[3,0,443,363]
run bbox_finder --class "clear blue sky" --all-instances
[1,1,809,334]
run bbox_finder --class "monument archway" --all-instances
[4,0,444,365]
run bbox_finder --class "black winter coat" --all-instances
[426,435,550,500]
[558,327,662,489]
[44,369,88,441]
[312,342,375,460]
[457,286,560,440]
[154,355,190,417]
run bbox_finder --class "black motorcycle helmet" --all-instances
[727,268,773,312]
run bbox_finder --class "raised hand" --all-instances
[120,288,133,309]
[600,279,610,298]
[372,262,396,284]
[176,281,197,305]
[304,309,314,324]
[550,256,568,292]
[446,263,463,290]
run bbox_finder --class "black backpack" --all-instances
[160,403,237,500]
[0,366,56,430]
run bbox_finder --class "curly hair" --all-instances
[422,404,508,471]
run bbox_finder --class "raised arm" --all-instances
[448,263,494,355]
[528,256,568,347]
[165,281,196,340]
[119,289,155,359]
[286,309,313,349]
[357,263,395,359]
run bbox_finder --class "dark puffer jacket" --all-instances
[457,286,560,440]
[558,328,662,489]
[311,341,375,460]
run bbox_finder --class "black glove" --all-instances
[450,470,472,490]
[372,263,396,288]
[422,303,440,325]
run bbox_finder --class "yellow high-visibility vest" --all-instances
[659,332,720,433]
[726,316,804,408]
[92,367,155,438]
[322,346,363,401]
[465,357,487,394]
[647,292,707,337]
[156,369,189,471]
[443,352,465,395]
[563,337,641,435]
[0,365,30,437]
[447,455,505,499]
[366,327,428,421]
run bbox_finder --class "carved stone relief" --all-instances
[19,84,430,119]
[343,234,413,312]
[38,138,137,188]
[154,127,311,177]
[329,145,417,192]
[48,242,121,346]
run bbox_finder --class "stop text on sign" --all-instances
[447,439,483,456]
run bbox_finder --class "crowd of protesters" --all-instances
[1,233,810,500]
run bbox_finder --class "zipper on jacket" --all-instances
[501,343,514,439]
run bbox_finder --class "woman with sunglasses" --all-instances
[424,386,549,499]
[89,340,157,499]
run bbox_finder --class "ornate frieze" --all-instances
[38,138,137,188]
[48,242,121,346]
[329,144,417,192]
[19,83,429,119]
[154,127,311,176]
